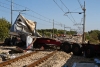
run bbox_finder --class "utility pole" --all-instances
[64,1,86,43]
[64,24,65,35]
[64,25,71,35]
[82,1,86,43]
[53,19,54,39]
[11,0,28,25]
[11,0,13,25]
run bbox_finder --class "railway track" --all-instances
[0,50,57,67]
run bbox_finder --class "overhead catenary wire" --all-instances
[24,13,52,23]
[60,0,78,24]
[77,0,83,9]
[53,0,79,29]
[53,0,65,13]
[1,1,73,32]
[0,8,53,28]
[0,1,10,6]
[0,4,10,10]
[53,0,75,29]
[0,3,52,26]
[58,0,82,32]
[5,0,62,25]
[0,0,64,29]
[3,0,80,28]
[5,0,68,29]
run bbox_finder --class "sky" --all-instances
[0,0,100,33]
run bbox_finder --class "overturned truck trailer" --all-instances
[4,14,42,50]
[4,14,63,52]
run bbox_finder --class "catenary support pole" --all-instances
[11,0,13,25]
[82,1,86,43]
[53,19,54,38]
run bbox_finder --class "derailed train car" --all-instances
[4,14,100,58]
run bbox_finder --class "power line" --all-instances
[77,0,83,9]
[60,0,69,11]
[60,0,77,24]
[60,0,84,34]
[5,0,54,22]
[24,13,65,27]
[24,13,52,23]
[0,2,63,28]
[4,0,80,29]
[53,0,65,13]
[58,0,84,34]
[60,0,83,25]
[0,3,69,31]
[0,3,51,25]
[0,4,10,10]
[0,5,19,16]
[5,0,64,26]
[2,0,71,30]
[0,1,10,6]
[53,0,76,24]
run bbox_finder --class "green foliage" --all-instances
[69,31,77,35]
[85,32,90,40]
[0,18,11,41]
[37,29,77,37]
[57,29,64,34]
[87,30,100,44]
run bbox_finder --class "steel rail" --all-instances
[27,50,57,67]
[0,51,38,67]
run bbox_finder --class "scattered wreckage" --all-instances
[4,14,100,58]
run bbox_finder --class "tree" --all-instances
[85,32,90,40]
[87,30,100,43]
[0,18,11,41]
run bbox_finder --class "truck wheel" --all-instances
[4,38,11,46]
[4,38,9,46]
[12,37,17,46]
[72,43,82,56]
[85,45,94,58]
[62,42,72,53]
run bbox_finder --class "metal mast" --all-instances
[82,1,86,43]
[11,0,13,25]
[53,19,54,38]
